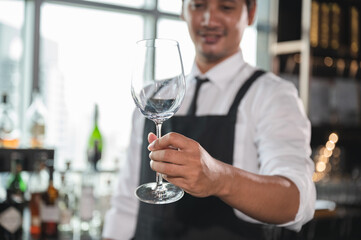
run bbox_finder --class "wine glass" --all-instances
[131,38,186,204]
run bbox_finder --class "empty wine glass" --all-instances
[131,38,186,204]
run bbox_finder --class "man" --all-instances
[103,0,316,239]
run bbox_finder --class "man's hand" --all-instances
[147,132,229,198]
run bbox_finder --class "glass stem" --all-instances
[155,122,163,188]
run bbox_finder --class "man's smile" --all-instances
[197,29,226,44]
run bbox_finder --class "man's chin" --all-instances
[200,51,225,63]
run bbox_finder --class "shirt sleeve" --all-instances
[102,109,144,239]
[255,77,316,231]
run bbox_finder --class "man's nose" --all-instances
[201,6,219,27]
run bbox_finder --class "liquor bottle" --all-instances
[58,162,75,233]
[40,165,59,239]
[0,153,26,240]
[0,190,24,240]
[79,162,96,232]
[6,154,27,201]
[25,90,47,148]
[0,93,20,148]
[29,192,42,239]
[97,178,113,228]
[87,104,103,170]
[28,159,48,239]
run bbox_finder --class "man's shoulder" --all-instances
[254,69,298,92]
[239,65,300,104]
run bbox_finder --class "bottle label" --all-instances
[80,186,95,221]
[60,208,72,225]
[40,201,60,222]
[0,206,22,233]
[32,216,41,226]
[10,193,23,203]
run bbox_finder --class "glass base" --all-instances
[135,182,184,204]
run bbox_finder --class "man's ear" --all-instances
[248,2,257,25]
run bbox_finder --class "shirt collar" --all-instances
[188,50,246,90]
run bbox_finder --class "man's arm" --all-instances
[147,132,300,224]
[211,160,299,223]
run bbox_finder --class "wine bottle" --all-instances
[87,104,103,170]
[0,153,26,240]
[310,1,319,48]
[25,90,47,148]
[350,6,359,58]
[40,165,59,239]
[0,93,20,148]
[330,3,340,50]
[320,3,330,49]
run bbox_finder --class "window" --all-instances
[157,17,195,75]
[0,0,25,133]
[1,0,258,171]
[86,0,145,8]
[40,3,143,170]
[158,0,182,15]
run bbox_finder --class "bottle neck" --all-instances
[94,106,99,125]
[48,179,54,187]
[10,162,23,179]
[2,93,7,105]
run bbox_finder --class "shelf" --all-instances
[270,40,305,55]
[0,148,55,172]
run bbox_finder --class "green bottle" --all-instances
[87,104,103,170]
[0,153,27,239]
[7,154,27,202]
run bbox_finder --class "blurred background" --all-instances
[0,0,360,239]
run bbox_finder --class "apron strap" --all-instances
[227,70,266,117]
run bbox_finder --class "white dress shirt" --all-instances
[102,50,316,239]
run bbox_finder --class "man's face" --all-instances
[182,0,254,64]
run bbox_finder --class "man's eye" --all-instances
[221,5,235,11]
[191,2,206,9]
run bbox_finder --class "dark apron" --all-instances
[133,70,298,240]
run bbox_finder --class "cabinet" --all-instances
[267,1,361,238]
[0,148,115,240]
[270,0,361,118]
[269,0,361,171]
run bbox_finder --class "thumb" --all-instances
[148,132,157,144]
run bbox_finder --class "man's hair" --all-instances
[182,0,256,12]
[246,0,256,11]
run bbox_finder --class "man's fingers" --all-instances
[150,160,184,177]
[149,149,185,165]
[164,176,187,188]
[148,132,192,151]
